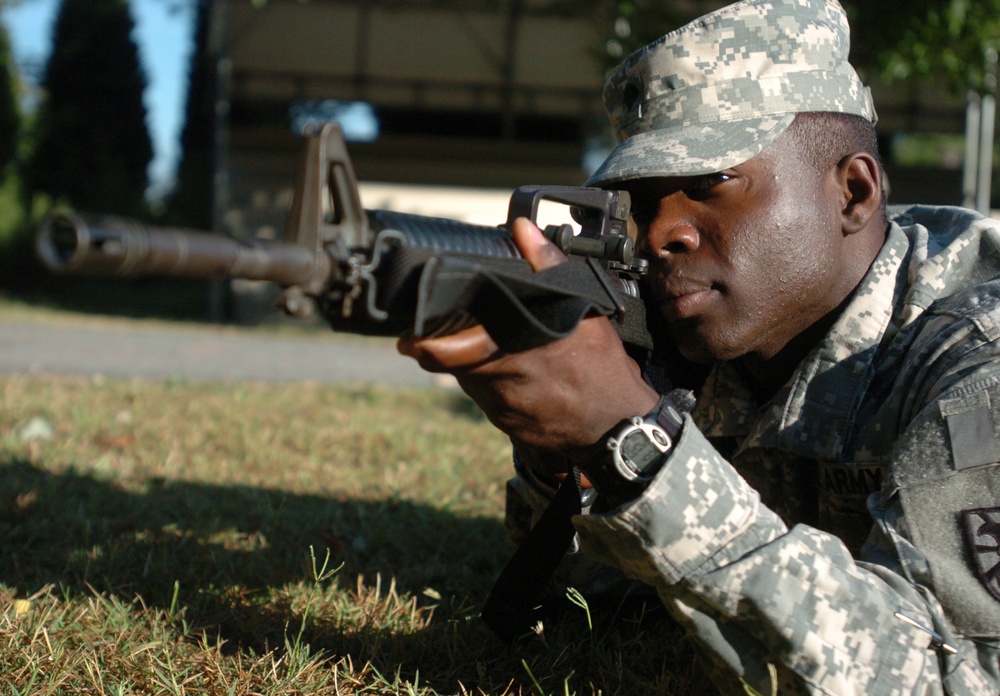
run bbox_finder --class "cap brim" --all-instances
[585,113,796,187]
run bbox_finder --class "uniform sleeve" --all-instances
[571,411,1000,694]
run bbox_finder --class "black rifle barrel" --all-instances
[36,212,317,286]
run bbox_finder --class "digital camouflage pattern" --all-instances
[508,207,1000,693]
[586,0,877,185]
[504,0,1000,691]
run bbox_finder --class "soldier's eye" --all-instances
[686,173,733,196]
[630,199,658,226]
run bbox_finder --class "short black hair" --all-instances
[787,112,882,172]
[786,112,886,216]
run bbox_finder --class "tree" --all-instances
[587,0,999,95]
[0,20,19,174]
[25,0,153,217]
[168,0,215,228]
[0,17,27,288]
[848,0,1000,94]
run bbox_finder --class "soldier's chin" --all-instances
[669,326,734,366]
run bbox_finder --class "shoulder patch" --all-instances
[961,507,1000,602]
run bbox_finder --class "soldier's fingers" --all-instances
[397,326,500,372]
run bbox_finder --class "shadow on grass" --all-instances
[0,457,708,694]
[0,455,504,602]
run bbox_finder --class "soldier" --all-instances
[400,0,1000,692]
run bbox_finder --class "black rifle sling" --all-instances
[414,255,652,641]
[414,254,653,353]
[480,472,583,642]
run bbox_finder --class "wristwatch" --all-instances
[582,398,684,502]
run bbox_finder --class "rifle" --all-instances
[36,124,653,352]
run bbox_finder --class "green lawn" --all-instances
[0,306,708,694]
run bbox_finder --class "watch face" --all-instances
[621,430,662,472]
[606,418,673,485]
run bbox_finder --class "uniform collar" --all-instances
[693,223,911,460]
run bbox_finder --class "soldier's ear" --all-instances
[837,152,882,235]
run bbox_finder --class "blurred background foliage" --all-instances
[0,0,151,289]
[23,0,153,219]
[588,0,1000,93]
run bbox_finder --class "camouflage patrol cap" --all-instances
[586,0,877,187]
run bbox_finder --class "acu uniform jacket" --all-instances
[507,204,1000,695]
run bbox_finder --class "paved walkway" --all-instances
[0,315,453,387]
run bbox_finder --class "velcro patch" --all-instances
[961,507,1000,602]
[940,391,1000,470]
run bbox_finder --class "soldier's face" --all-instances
[625,135,849,365]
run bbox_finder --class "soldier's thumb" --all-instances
[510,217,568,271]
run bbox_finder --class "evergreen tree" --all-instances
[0,18,28,289]
[26,0,153,217]
[0,22,19,174]
[169,0,215,229]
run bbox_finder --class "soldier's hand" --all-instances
[398,217,659,480]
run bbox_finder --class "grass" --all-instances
[0,311,711,694]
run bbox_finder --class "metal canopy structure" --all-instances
[217,0,606,144]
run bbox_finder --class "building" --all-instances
[206,0,617,239]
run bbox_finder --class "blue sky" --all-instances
[1,0,194,198]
